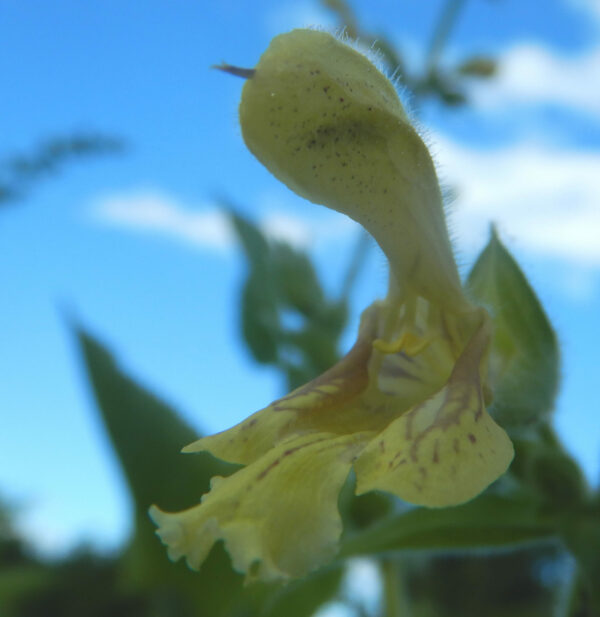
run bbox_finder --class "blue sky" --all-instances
[2,0,599,556]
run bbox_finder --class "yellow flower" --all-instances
[150,28,514,583]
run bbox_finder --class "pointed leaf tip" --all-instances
[467,232,559,426]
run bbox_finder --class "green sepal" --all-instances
[466,227,559,427]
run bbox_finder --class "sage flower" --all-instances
[150,28,513,583]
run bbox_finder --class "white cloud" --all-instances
[468,43,600,116]
[261,212,313,247]
[343,558,382,613]
[567,0,600,26]
[90,138,600,281]
[266,1,336,36]
[431,135,600,268]
[91,190,234,252]
[15,514,72,557]
[259,195,359,248]
[558,265,600,302]
[90,189,358,253]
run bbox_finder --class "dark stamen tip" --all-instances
[212,63,256,79]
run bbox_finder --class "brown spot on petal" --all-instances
[432,439,440,463]
[257,458,281,480]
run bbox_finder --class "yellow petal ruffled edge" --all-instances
[150,431,372,583]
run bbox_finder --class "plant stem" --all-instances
[426,0,467,73]
[560,512,600,616]
[381,558,411,617]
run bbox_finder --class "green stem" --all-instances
[560,513,600,616]
[555,558,580,617]
[381,558,411,617]
[425,0,467,73]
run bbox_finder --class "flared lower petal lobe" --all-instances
[150,431,372,583]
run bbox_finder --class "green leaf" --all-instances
[242,270,281,363]
[226,208,349,388]
[228,211,281,364]
[466,227,560,426]
[0,133,124,206]
[75,325,269,616]
[228,210,271,268]
[76,327,233,513]
[340,495,557,557]
[272,242,325,317]
[0,566,52,617]
[510,434,587,509]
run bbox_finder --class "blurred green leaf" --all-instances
[76,327,233,514]
[457,56,497,78]
[0,566,52,617]
[510,436,587,510]
[467,227,560,427]
[6,553,151,617]
[340,495,557,557]
[227,209,349,390]
[272,243,325,316]
[229,209,271,267]
[230,211,281,364]
[0,133,124,206]
[242,270,281,363]
[424,70,467,106]
[438,85,467,106]
[75,326,269,616]
[411,70,467,107]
